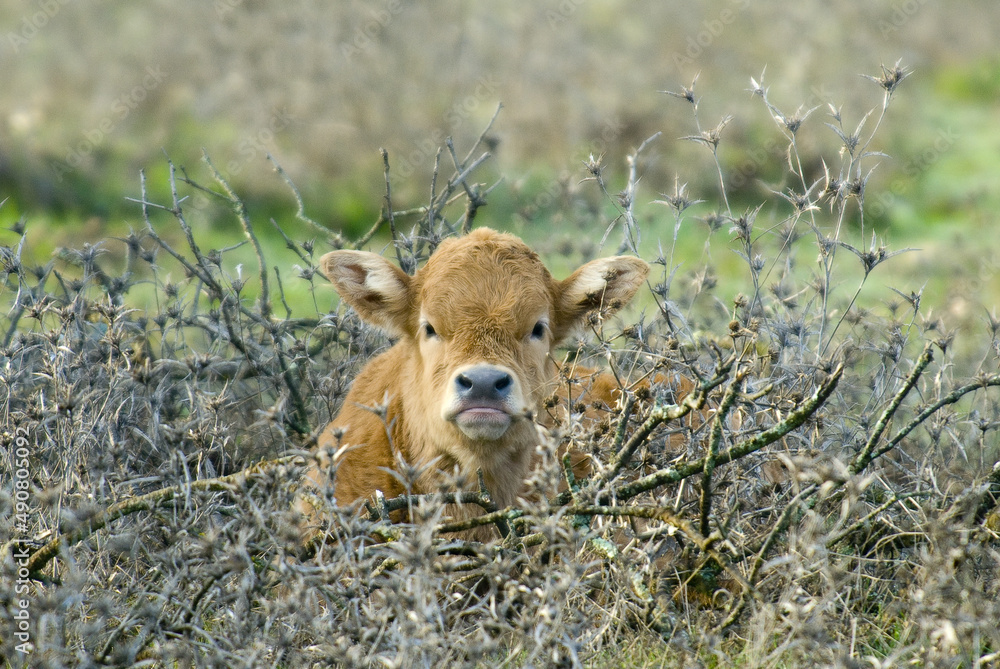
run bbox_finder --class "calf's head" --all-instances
[319,228,648,455]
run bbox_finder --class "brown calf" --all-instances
[299,228,649,537]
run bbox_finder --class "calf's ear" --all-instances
[319,251,413,338]
[553,256,649,341]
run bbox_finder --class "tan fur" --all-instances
[299,228,649,538]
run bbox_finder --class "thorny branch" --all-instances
[17,457,305,577]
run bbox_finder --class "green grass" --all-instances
[3,81,997,382]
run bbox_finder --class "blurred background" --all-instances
[2,0,999,314]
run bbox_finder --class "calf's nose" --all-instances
[455,366,512,404]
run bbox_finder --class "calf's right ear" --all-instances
[319,251,413,338]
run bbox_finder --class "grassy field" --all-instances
[2,10,999,334]
[3,2,1000,667]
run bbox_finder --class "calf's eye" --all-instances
[530,321,546,339]
[424,323,437,338]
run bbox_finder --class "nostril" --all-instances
[454,366,514,402]
[494,374,512,392]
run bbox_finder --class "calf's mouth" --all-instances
[451,404,512,441]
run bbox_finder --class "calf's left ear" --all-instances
[554,256,649,341]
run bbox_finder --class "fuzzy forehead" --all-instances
[415,231,556,329]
